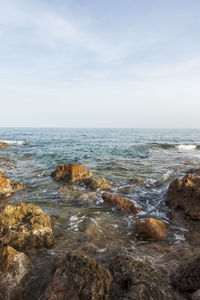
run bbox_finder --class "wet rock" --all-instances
[39,250,113,300]
[192,289,200,300]
[0,142,8,149]
[171,256,200,292]
[0,171,25,198]
[0,245,33,300]
[109,252,173,299]
[129,178,144,184]
[0,203,54,250]
[85,176,112,190]
[135,218,168,241]
[166,174,200,220]
[102,192,141,214]
[57,185,97,204]
[51,163,93,183]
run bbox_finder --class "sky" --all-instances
[0,0,200,128]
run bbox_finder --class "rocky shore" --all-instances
[1,158,200,299]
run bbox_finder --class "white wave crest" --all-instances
[176,144,197,151]
[1,140,25,145]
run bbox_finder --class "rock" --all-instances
[51,163,93,183]
[58,185,97,204]
[0,203,54,250]
[0,171,25,198]
[0,245,33,300]
[171,256,200,292]
[135,218,168,241]
[192,289,200,300]
[85,177,112,190]
[109,252,173,299]
[102,192,141,214]
[129,178,144,184]
[39,250,113,300]
[166,174,200,220]
[0,142,8,149]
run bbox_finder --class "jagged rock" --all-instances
[0,142,8,149]
[0,245,33,300]
[166,174,200,220]
[51,163,94,183]
[0,203,54,250]
[135,218,168,241]
[39,251,113,300]
[102,192,141,214]
[85,177,112,190]
[0,171,25,198]
[171,256,200,292]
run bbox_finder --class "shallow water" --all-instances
[1,128,200,252]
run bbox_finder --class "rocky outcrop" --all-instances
[0,203,54,250]
[134,218,168,241]
[102,192,141,214]
[0,171,25,198]
[171,256,200,292]
[39,251,113,300]
[51,163,93,183]
[0,142,8,149]
[85,177,112,190]
[166,173,200,220]
[0,245,33,300]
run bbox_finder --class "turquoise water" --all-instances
[1,128,200,250]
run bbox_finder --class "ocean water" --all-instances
[1,128,200,251]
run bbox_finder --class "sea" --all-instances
[1,128,200,252]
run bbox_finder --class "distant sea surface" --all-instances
[1,128,200,249]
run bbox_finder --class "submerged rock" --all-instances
[0,142,8,149]
[102,192,141,214]
[51,163,93,183]
[134,218,168,241]
[166,173,200,220]
[171,256,200,292]
[129,177,144,184]
[39,250,113,300]
[0,203,54,250]
[0,245,33,300]
[0,171,25,198]
[85,176,112,190]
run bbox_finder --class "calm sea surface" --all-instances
[1,128,200,250]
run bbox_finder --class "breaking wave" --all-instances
[1,140,25,145]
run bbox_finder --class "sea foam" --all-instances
[1,140,25,145]
[176,144,197,151]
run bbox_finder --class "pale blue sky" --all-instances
[0,0,200,127]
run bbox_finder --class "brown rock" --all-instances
[135,218,168,240]
[0,171,25,198]
[0,142,8,149]
[51,163,93,183]
[109,252,173,299]
[0,203,54,250]
[171,256,200,292]
[102,192,141,214]
[166,174,200,220]
[39,250,113,300]
[129,178,144,184]
[86,176,112,190]
[0,245,33,300]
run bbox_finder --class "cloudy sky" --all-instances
[0,0,200,127]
